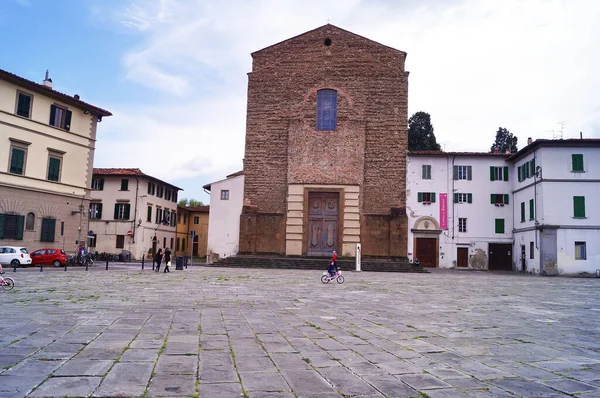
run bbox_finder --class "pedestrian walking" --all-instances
[163,247,172,273]
[154,249,163,272]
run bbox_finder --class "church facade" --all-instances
[240,25,409,258]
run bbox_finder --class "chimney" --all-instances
[527,137,532,145]
[493,147,499,154]
[74,94,80,100]
[42,70,52,89]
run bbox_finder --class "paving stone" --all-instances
[28,376,101,397]
[240,371,290,392]
[147,374,196,397]
[279,368,338,396]
[120,347,161,362]
[424,367,472,380]
[490,377,567,397]
[541,378,599,394]
[198,382,243,398]
[52,359,113,376]
[377,360,423,375]
[318,366,382,396]
[399,373,453,390]
[92,362,153,397]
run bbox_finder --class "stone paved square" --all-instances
[0,266,599,397]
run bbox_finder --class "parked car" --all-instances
[0,246,32,267]
[30,248,68,267]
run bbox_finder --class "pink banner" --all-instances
[439,193,448,230]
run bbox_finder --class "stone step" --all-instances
[207,256,429,273]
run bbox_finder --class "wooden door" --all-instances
[457,247,468,268]
[416,238,437,267]
[307,192,339,256]
[489,243,513,270]
[520,245,526,272]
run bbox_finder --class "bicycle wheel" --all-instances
[336,275,345,284]
[321,275,330,284]
[2,277,14,291]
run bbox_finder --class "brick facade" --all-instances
[241,24,409,258]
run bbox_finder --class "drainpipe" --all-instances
[451,156,456,241]
[132,178,139,244]
[532,150,540,270]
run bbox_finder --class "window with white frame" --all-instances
[422,165,431,180]
[454,193,472,204]
[458,218,467,232]
[453,165,472,180]
[89,203,102,219]
[113,203,130,220]
[221,190,230,200]
[575,242,586,260]
[417,192,436,204]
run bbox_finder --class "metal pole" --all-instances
[106,259,108,270]
[142,256,144,270]
[40,263,43,272]
[355,243,361,272]
[190,232,193,267]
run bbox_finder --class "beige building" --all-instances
[0,68,111,257]
[175,206,209,260]
[88,168,182,260]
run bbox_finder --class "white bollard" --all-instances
[355,243,361,272]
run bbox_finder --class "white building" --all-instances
[88,168,181,260]
[407,151,514,269]
[203,171,244,262]
[509,139,600,275]
[0,68,111,255]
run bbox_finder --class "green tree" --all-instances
[490,127,518,154]
[408,111,441,151]
[178,198,205,207]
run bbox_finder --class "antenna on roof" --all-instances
[554,120,567,139]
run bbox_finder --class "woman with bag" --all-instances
[163,248,172,273]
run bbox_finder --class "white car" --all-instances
[0,246,32,267]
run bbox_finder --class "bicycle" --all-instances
[0,273,15,291]
[321,267,344,284]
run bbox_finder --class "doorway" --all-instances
[415,238,437,267]
[457,247,469,268]
[307,192,339,256]
[489,243,512,270]
[520,245,526,272]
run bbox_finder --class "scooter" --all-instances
[321,267,344,284]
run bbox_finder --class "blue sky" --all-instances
[2,0,599,204]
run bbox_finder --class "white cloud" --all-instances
[96,0,600,198]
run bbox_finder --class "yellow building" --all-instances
[176,206,209,261]
[0,69,111,257]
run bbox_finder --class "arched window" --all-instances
[25,212,35,230]
[316,89,337,131]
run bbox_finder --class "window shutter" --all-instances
[422,165,426,179]
[124,204,131,220]
[99,179,104,190]
[530,159,535,176]
[97,203,103,219]
[504,194,509,205]
[48,219,56,242]
[490,194,495,204]
[467,193,472,203]
[521,202,525,222]
[454,193,458,203]
[16,215,24,240]
[467,166,472,180]
[0,213,4,239]
[529,199,534,220]
[490,166,495,181]
[525,163,530,178]
[418,192,423,203]
[147,206,152,222]
[114,204,119,220]
[495,218,505,233]
[572,154,583,172]
[49,104,56,126]
[17,93,31,117]
[503,166,509,181]
[431,193,436,203]
[453,166,458,180]
[64,110,72,131]
[573,196,585,218]
[10,148,24,174]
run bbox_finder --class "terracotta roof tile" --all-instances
[92,168,182,190]
[0,68,112,116]
[409,150,511,157]
[178,206,209,213]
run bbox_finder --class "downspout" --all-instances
[133,178,139,244]
[451,156,456,241]
[532,150,540,273]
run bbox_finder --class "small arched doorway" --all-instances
[412,217,441,267]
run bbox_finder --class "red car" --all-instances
[30,248,68,267]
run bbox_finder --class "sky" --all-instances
[1,0,599,204]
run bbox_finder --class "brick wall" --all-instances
[242,24,409,257]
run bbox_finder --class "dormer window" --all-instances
[316,89,337,131]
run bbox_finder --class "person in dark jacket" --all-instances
[163,248,172,273]
[154,249,163,272]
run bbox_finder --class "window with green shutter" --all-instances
[490,194,509,205]
[114,204,131,220]
[40,218,56,242]
[147,205,152,222]
[47,157,61,181]
[16,91,32,118]
[503,166,509,181]
[120,179,129,191]
[90,203,102,219]
[495,218,505,234]
[9,147,26,175]
[49,104,72,131]
[573,196,586,218]
[520,202,525,222]
[571,154,584,172]
[417,192,435,203]
[529,199,534,220]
